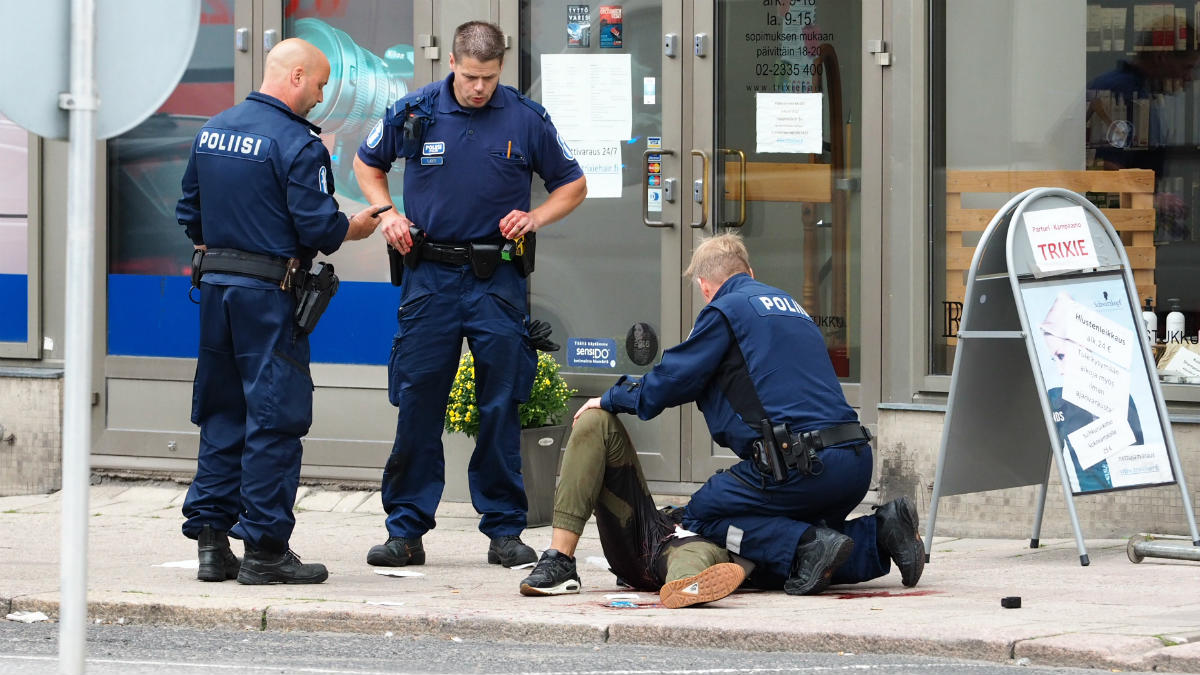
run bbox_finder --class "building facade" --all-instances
[3,0,1199,538]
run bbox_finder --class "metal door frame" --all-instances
[682,0,886,485]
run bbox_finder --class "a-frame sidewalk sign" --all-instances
[924,187,1199,566]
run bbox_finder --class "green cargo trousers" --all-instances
[553,409,732,589]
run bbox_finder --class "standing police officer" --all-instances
[353,21,586,569]
[521,234,925,597]
[178,38,386,584]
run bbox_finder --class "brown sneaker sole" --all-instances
[659,562,746,609]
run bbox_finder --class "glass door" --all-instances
[521,0,686,482]
[688,0,883,481]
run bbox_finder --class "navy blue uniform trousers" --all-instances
[181,282,312,553]
[383,261,535,538]
[682,442,889,587]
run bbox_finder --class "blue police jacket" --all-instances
[601,273,858,460]
[177,92,349,272]
[355,75,583,244]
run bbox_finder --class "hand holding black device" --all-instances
[372,205,394,217]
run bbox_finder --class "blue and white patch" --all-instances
[422,141,445,155]
[750,294,809,318]
[557,133,575,161]
[365,119,384,149]
[420,156,443,166]
[318,166,328,193]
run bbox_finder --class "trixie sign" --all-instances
[1023,205,1099,274]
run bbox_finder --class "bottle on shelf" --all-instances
[1165,298,1185,343]
[1143,298,1158,344]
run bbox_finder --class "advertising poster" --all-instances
[1021,274,1176,494]
[599,5,622,48]
[567,5,591,48]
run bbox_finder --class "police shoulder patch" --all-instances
[557,133,575,161]
[319,166,328,193]
[366,119,384,149]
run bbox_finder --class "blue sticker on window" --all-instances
[567,338,617,368]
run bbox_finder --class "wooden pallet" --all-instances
[945,169,1156,344]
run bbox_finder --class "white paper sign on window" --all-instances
[570,141,622,199]
[1023,206,1099,274]
[540,54,632,142]
[755,93,823,154]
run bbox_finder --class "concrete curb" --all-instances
[10,596,1197,672]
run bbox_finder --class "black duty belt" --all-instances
[197,248,301,289]
[420,241,471,266]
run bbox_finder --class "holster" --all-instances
[468,243,502,279]
[190,248,204,288]
[754,419,788,482]
[402,226,426,271]
[294,262,339,335]
[501,233,536,277]
[387,244,404,286]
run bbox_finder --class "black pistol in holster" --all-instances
[386,227,427,286]
[753,419,788,482]
[294,262,339,335]
[190,248,205,289]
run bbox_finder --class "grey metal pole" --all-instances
[60,0,97,671]
[1127,534,1200,563]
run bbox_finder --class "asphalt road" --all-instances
[0,622,1160,675]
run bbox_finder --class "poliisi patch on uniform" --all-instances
[750,294,810,318]
[557,133,575,160]
[366,120,384,149]
[195,128,269,162]
[319,166,328,193]
[422,141,445,155]
[420,157,444,166]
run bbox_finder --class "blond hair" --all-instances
[684,233,751,284]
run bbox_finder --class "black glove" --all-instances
[525,319,560,352]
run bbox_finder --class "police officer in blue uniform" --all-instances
[353,21,586,568]
[521,234,924,597]
[178,38,386,585]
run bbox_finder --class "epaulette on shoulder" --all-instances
[388,85,439,125]
[505,85,547,119]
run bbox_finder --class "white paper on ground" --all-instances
[366,600,406,606]
[586,556,610,569]
[154,559,199,569]
[6,611,49,623]
[604,593,640,600]
[374,569,424,577]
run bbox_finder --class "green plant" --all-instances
[445,351,575,438]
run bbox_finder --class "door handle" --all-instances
[690,150,709,229]
[642,149,675,228]
[719,148,747,227]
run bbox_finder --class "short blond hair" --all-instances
[684,233,751,284]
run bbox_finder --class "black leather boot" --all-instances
[196,524,240,582]
[783,527,854,596]
[237,548,328,585]
[874,496,925,587]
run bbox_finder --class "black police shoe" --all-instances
[873,496,925,587]
[519,549,581,596]
[196,524,240,582]
[488,535,537,567]
[783,527,854,596]
[366,536,426,567]
[659,562,746,609]
[237,548,328,585]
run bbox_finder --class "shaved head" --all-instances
[259,38,330,118]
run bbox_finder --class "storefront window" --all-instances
[931,1,1200,390]
[106,2,235,358]
[0,112,29,343]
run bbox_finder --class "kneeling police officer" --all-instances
[521,233,925,599]
[177,38,387,584]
